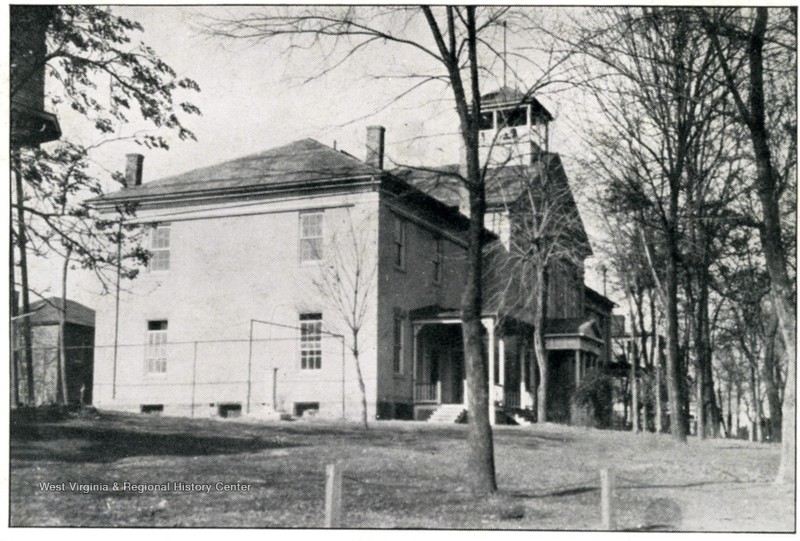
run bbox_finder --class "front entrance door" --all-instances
[440,326,464,404]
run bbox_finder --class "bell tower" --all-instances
[478,87,553,168]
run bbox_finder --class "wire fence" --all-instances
[12,331,367,418]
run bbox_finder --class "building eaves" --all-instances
[90,138,383,207]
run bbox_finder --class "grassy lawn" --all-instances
[9,410,794,531]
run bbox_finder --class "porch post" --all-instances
[412,325,421,403]
[498,337,506,406]
[482,318,496,425]
[575,349,582,387]
[520,341,526,408]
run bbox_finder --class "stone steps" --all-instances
[427,404,467,423]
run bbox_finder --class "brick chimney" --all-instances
[125,153,144,187]
[366,126,385,170]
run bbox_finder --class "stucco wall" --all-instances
[93,190,381,420]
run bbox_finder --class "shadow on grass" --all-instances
[11,422,301,464]
[507,479,747,500]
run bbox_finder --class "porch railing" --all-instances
[503,389,521,409]
[414,381,439,403]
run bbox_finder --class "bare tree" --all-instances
[483,155,590,423]
[698,6,796,485]
[312,209,377,429]
[204,5,557,495]
[574,7,735,442]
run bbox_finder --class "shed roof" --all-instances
[28,297,95,327]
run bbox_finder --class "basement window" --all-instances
[294,402,320,417]
[218,403,242,418]
[141,404,164,415]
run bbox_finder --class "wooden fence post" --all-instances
[601,468,616,530]
[324,463,343,528]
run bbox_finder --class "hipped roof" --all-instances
[91,138,478,234]
[480,86,554,121]
[94,139,383,204]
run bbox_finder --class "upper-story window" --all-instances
[299,211,324,262]
[149,223,171,272]
[432,236,443,285]
[146,320,168,375]
[300,313,323,370]
[393,315,404,375]
[393,215,406,270]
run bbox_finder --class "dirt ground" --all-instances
[8,411,795,531]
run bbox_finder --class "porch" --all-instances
[544,318,604,423]
[409,306,533,424]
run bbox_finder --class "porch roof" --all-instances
[409,305,462,321]
[545,318,602,341]
[544,318,604,354]
[409,304,534,333]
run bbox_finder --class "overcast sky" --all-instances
[27,6,611,309]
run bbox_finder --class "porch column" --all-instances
[498,338,506,405]
[482,318,495,425]
[412,325,421,402]
[520,343,526,408]
[575,349,582,387]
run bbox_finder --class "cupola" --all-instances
[477,87,553,168]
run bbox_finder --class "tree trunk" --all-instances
[665,232,686,442]
[628,308,640,433]
[534,263,549,423]
[762,315,782,442]
[58,249,72,405]
[749,363,762,442]
[694,267,721,438]
[10,233,19,407]
[736,382,741,437]
[13,160,35,406]
[635,293,652,432]
[726,379,732,438]
[740,6,794,482]
[655,338,663,433]
[697,365,704,439]
[351,330,368,429]
[529,342,539,419]
[631,350,639,433]
[458,7,495,495]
